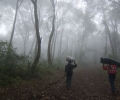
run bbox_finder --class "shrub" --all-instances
[0,41,29,85]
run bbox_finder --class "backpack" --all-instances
[66,64,73,76]
[107,65,117,74]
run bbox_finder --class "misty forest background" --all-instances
[0,0,120,86]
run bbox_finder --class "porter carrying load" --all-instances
[100,57,120,67]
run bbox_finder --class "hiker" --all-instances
[65,60,77,88]
[102,63,117,94]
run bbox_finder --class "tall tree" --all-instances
[47,0,55,67]
[9,0,24,45]
[101,2,119,59]
[31,0,41,74]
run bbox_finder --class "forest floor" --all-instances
[0,66,120,100]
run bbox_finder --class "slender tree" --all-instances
[47,0,55,67]
[9,0,24,45]
[31,0,41,74]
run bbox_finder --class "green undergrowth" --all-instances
[34,66,64,79]
[0,65,64,87]
[0,74,20,87]
[0,40,65,87]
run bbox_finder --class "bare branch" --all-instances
[18,0,25,8]
[31,0,34,3]
[109,0,120,6]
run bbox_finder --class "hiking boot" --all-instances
[112,91,116,96]
[66,85,68,88]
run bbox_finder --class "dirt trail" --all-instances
[0,67,120,100]
[43,67,120,100]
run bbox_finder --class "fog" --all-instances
[0,0,120,66]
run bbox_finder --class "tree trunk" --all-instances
[102,9,116,58]
[31,0,41,74]
[51,30,57,62]
[103,21,115,58]
[9,0,19,45]
[104,29,108,57]
[47,0,55,67]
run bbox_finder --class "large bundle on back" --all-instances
[100,57,120,67]
[66,55,74,62]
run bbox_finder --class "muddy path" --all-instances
[0,67,120,100]
[42,67,120,100]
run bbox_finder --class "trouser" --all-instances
[108,74,116,93]
[66,75,72,87]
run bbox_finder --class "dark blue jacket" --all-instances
[65,63,77,76]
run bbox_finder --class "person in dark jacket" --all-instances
[102,64,117,94]
[65,60,77,88]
